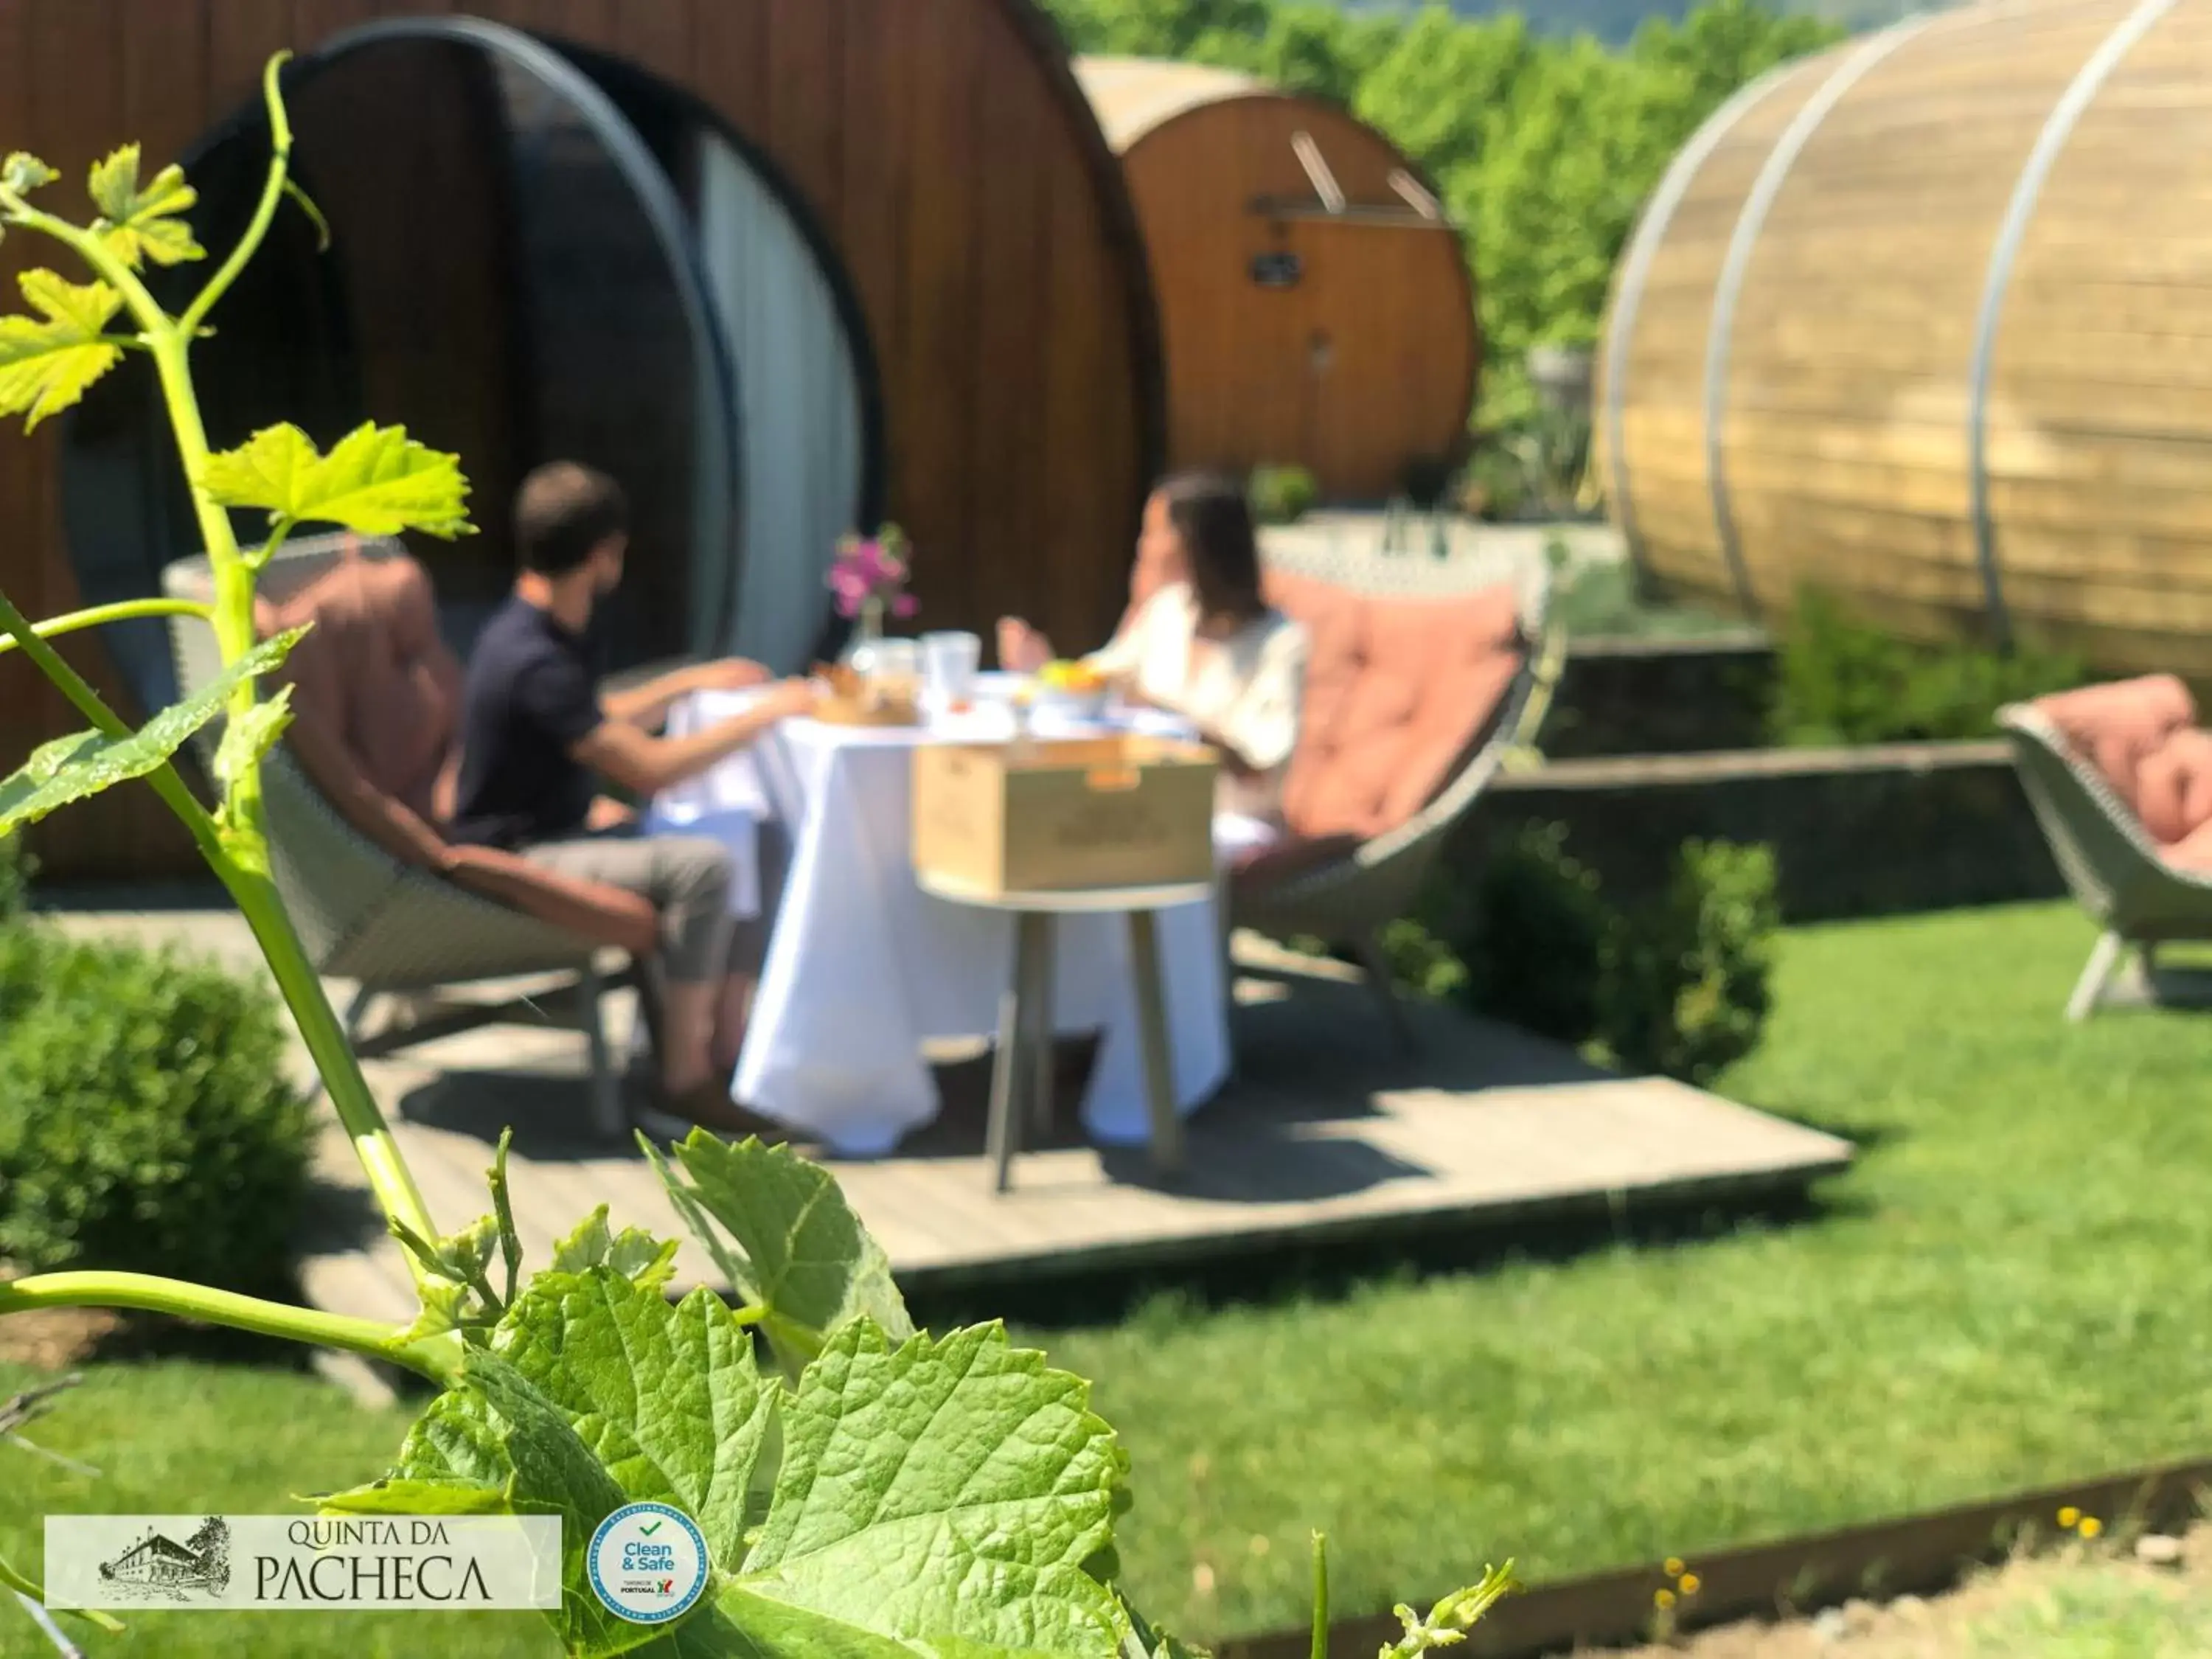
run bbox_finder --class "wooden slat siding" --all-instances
[830,0,902,454]
[610,0,692,88]
[967,23,1051,641]
[15,0,189,882]
[3,0,1160,878]
[694,0,765,136]
[291,0,382,46]
[208,0,294,111]
[1094,69,1478,501]
[764,0,838,226]
[1609,0,2212,680]
[894,0,981,634]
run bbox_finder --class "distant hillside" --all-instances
[1343,0,1951,45]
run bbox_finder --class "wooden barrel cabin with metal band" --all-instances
[1077,55,1478,504]
[1597,0,2212,684]
[0,0,1163,883]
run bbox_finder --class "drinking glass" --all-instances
[921,630,982,713]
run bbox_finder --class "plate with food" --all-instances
[1021,659,1112,721]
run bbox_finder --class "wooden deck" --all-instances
[292,942,1854,1326]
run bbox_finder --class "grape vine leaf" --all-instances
[736,1319,1128,1655]
[88,144,205,268]
[0,627,305,835]
[211,684,293,794]
[649,1133,914,1371]
[0,270,124,431]
[199,421,474,540]
[551,1205,681,1293]
[341,1269,1131,1658]
[376,1347,653,1658]
[313,1477,515,1517]
[491,1270,773,1569]
[1,152,56,195]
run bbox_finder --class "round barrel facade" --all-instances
[0,0,1163,883]
[1077,56,1477,503]
[1599,0,2212,682]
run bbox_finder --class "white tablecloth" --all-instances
[644,684,1231,1158]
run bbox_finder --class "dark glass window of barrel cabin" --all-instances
[58,34,728,704]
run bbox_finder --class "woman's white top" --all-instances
[1087,581,1310,824]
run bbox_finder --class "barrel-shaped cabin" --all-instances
[1077,56,1477,503]
[0,0,1161,882]
[1599,0,2212,684]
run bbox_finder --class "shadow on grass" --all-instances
[906,1177,1860,1336]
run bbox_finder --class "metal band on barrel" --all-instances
[1967,0,2178,647]
[1599,67,1792,568]
[1703,15,1935,613]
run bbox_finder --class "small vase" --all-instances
[843,595,886,672]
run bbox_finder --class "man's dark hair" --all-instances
[515,462,629,577]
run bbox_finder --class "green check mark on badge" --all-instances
[639,1520,663,1537]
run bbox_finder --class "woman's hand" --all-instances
[996,617,1053,674]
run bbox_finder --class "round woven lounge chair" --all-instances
[1228,538,1562,1051]
[163,533,666,1138]
[2000,684,2212,1021]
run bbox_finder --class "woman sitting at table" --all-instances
[998,473,1309,859]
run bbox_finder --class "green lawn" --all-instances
[9,902,2212,1655]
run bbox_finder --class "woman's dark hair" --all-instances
[516,462,630,576]
[1158,471,1265,623]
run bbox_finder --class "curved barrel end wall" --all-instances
[1077,56,1478,503]
[0,0,1163,883]
[1598,0,2212,684]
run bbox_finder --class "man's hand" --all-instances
[757,677,821,722]
[586,796,637,832]
[690,658,774,694]
[998,617,1052,674]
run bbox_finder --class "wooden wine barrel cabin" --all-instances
[1076,56,1476,503]
[1598,0,2212,685]
[0,0,1161,883]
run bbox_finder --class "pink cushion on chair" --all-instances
[1268,571,1525,842]
[2034,675,2196,817]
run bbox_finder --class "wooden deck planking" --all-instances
[297,961,1854,1317]
[43,907,1852,1317]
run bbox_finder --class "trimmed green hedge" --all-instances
[0,897,312,1296]
[1386,824,1778,1085]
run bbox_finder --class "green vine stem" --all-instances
[0,597,214,660]
[0,50,441,1261]
[0,1273,461,1385]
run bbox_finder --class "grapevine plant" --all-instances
[0,55,1514,1658]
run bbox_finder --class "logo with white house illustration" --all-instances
[97,1517,232,1603]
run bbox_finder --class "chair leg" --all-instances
[580,961,625,1141]
[1127,910,1183,1178]
[1214,874,1240,1082]
[1356,928,1416,1057]
[1027,915,1057,1140]
[2067,930,2127,1023]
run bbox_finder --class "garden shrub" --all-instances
[1248,463,1319,526]
[1596,839,1779,1086]
[0,933,312,1295]
[1771,587,2088,747]
[1456,821,1609,1045]
[1389,825,1778,1084]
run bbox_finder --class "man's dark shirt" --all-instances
[448,597,605,849]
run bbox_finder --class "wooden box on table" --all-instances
[911,736,1217,897]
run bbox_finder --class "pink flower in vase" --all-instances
[828,526,917,621]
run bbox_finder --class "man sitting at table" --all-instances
[997,471,1308,861]
[446,461,818,1134]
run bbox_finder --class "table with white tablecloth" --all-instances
[642,684,1230,1158]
